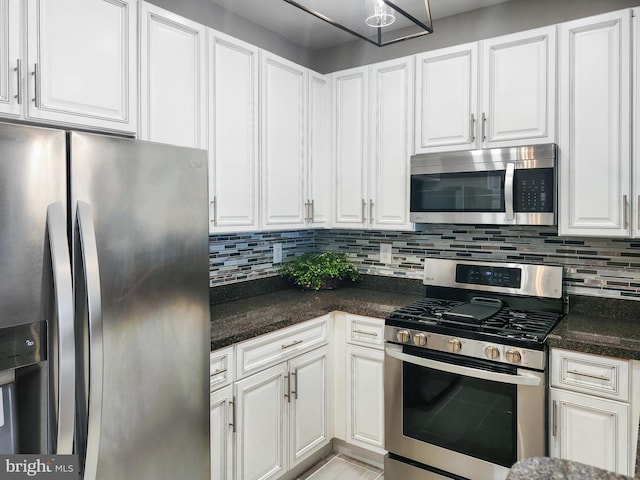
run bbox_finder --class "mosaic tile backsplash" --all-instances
[210,225,640,300]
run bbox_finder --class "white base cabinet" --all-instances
[211,384,235,480]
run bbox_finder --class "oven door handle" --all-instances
[385,345,541,386]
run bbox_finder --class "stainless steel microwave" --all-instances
[410,144,557,226]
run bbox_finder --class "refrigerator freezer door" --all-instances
[69,133,210,480]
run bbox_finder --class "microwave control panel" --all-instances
[514,168,554,212]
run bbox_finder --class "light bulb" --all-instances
[366,0,396,28]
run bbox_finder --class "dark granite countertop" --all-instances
[548,296,640,360]
[507,457,632,480]
[209,275,424,351]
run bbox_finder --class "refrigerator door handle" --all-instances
[46,202,75,454]
[76,201,103,480]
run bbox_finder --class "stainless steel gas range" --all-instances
[384,258,564,480]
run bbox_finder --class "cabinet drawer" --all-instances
[210,346,234,391]
[236,316,329,379]
[551,348,629,401]
[346,315,384,349]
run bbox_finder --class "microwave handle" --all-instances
[504,162,515,222]
[385,345,541,386]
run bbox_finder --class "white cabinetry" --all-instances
[415,26,555,153]
[260,51,308,231]
[139,2,206,148]
[633,7,640,238]
[550,348,632,475]
[208,30,260,233]
[333,57,413,231]
[0,0,21,117]
[559,10,632,237]
[25,0,136,133]
[210,346,235,480]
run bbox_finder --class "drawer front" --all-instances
[551,348,629,401]
[210,346,234,391]
[236,316,329,379]
[346,314,384,349]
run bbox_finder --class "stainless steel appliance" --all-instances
[384,258,563,480]
[410,144,557,225]
[0,122,210,479]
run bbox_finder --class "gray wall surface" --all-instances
[311,0,640,73]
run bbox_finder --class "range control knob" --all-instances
[484,346,500,360]
[413,332,427,347]
[396,330,410,343]
[447,338,462,353]
[505,349,522,364]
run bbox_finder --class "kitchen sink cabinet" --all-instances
[558,9,632,237]
[414,26,556,154]
[208,30,260,233]
[24,0,137,133]
[139,2,206,148]
[333,57,413,231]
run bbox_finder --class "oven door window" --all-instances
[402,355,517,467]
[410,171,505,212]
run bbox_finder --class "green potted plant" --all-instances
[279,251,360,291]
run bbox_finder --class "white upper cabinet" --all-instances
[415,26,556,153]
[633,7,640,238]
[208,30,260,233]
[26,0,137,133]
[333,66,369,229]
[260,51,308,230]
[307,71,332,228]
[481,26,556,147]
[0,0,21,117]
[369,56,414,230]
[415,43,478,154]
[139,2,206,148]
[559,10,632,237]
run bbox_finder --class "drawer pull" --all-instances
[566,369,610,381]
[353,329,378,337]
[211,368,227,376]
[281,339,303,350]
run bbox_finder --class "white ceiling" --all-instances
[208,0,511,50]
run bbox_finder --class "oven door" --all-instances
[384,344,545,480]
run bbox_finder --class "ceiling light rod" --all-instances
[282,0,433,47]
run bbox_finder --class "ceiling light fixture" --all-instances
[282,0,433,47]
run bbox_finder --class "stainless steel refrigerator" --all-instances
[0,122,210,479]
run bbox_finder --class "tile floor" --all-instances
[298,453,384,480]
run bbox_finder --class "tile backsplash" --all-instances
[210,226,640,300]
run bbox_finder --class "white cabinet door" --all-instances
[333,66,368,229]
[26,0,136,132]
[289,346,330,468]
[0,0,21,117]
[369,57,413,231]
[236,363,288,480]
[211,384,234,480]
[481,26,556,147]
[633,8,640,237]
[550,387,629,475]
[261,51,307,230]
[139,2,206,148]
[208,30,260,233]
[558,10,631,237]
[307,71,332,228]
[345,344,385,454]
[414,43,478,153]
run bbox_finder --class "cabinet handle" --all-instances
[210,197,217,227]
[369,199,374,225]
[32,63,40,107]
[481,112,487,142]
[353,329,378,337]
[291,370,298,400]
[211,367,227,376]
[470,113,475,142]
[14,59,21,105]
[362,199,367,222]
[229,398,236,433]
[623,195,629,229]
[552,400,557,437]
[304,200,310,223]
[284,374,290,403]
[637,195,640,230]
[566,369,610,381]
[310,199,315,223]
[281,339,303,350]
